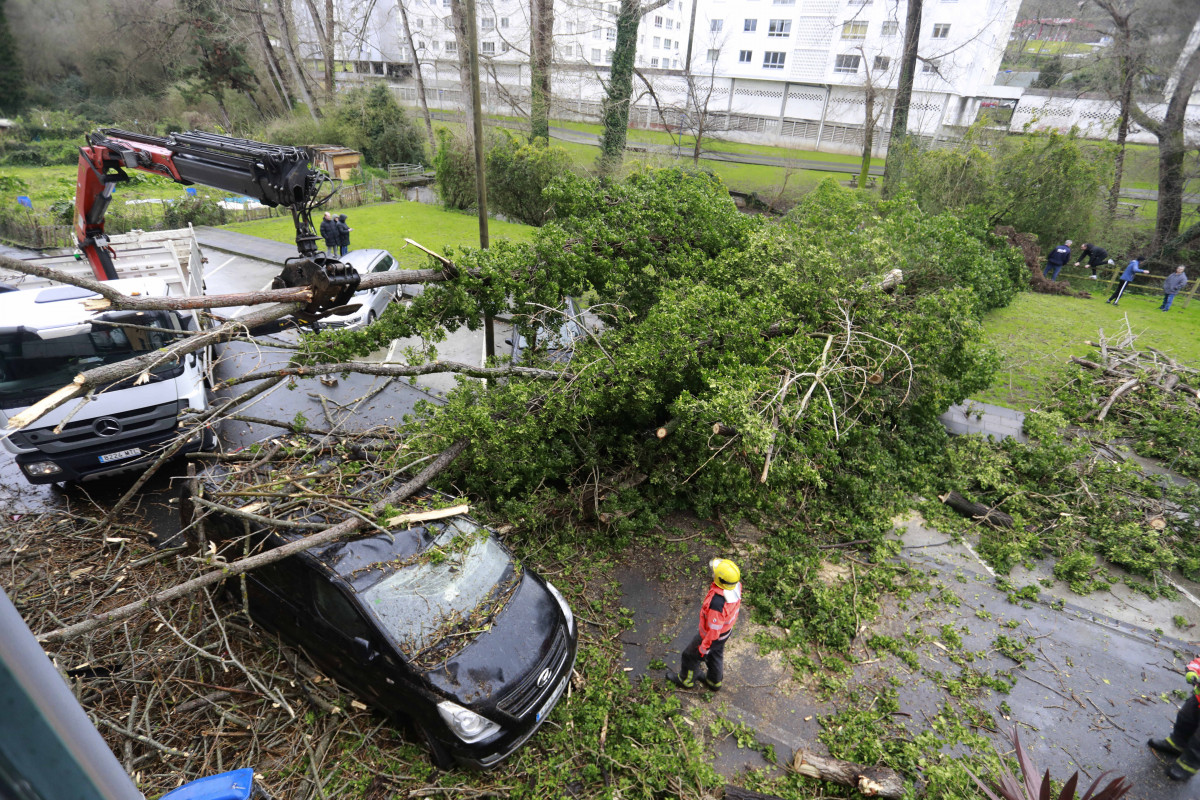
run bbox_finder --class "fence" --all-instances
[1052,265,1198,309]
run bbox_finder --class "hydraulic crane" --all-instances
[74,128,359,314]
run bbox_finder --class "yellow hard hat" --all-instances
[710,558,741,589]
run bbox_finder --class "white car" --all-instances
[321,249,400,330]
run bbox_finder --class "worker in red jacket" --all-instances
[1150,657,1200,781]
[671,558,742,691]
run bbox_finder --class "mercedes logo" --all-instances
[536,668,552,688]
[93,417,122,437]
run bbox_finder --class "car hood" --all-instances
[423,573,561,705]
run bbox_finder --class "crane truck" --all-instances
[0,129,360,484]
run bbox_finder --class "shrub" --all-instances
[333,84,425,168]
[485,131,574,225]
[433,128,478,211]
[162,196,226,228]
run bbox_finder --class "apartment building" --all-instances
[291,0,1020,153]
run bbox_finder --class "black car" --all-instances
[191,473,576,769]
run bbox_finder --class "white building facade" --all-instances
[290,0,1022,155]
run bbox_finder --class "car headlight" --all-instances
[545,580,574,634]
[437,701,501,744]
[22,461,62,477]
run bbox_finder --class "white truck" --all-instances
[0,228,214,484]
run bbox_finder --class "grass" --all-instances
[974,285,1200,410]
[221,200,535,269]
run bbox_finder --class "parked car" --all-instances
[188,464,577,770]
[507,297,584,364]
[320,249,400,330]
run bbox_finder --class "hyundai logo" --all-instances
[536,668,552,688]
[93,417,122,437]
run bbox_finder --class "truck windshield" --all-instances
[358,518,517,663]
[0,311,182,406]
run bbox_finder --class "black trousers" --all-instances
[1171,694,1200,771]
[1109,280,1131,303]
[680,633,728,686]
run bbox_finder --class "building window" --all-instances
[654,15,663,27]
[739,49,752,62]
[483,17,495,29]
[442,0,449,6]
[417,40,426,49]
[446,40,457,53]
[834,53,861,73]
[416,17,424,28]
[850,0,872,4]
[501,16,509,27]
[651,57,660,67]
[932,23,950,38]
[767,19,791,36]
[433,40,440,50]
[711,20,723,32]
[593,28,601,39]
[606,3,616,15]
[653,36,661,47]
[922,58,941,73]
[607,27,616,40]
[873,55,890,71]
[664,38,671,48]
[566,21,575,32]
[481,41,494,54]
[592,47,601,60]
[707,48,719,62]
[763,50,785,69]
[841,21,867,39]
[881,20,899,36]
[605,49,614,63]
[772,0,795,5]
[744,18,757,31]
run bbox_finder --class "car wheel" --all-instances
[418,722,455,770]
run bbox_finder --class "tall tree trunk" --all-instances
[253,7,292,112]
[1129,35,1200,250]
[859,81,876,187]
[325,0,336,101]
[397,0,437,156]
[272,0,319,120]
[598,0,666,176]
[881,0,922,198]
[530,0,554,142]
[448,0,475,134]
[1108,62,1133,219]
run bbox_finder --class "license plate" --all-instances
[535,674,569,723]
[99,448,142,464]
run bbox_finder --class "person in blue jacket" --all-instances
[1161,266,1189,311]
[1043,240,1072,281]
[1108,257,1149,306]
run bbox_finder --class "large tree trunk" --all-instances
[859,82,876,188]
[324,0,336,101]
[530,0,554,142]
[881,0,922,198]
[397,0,437,156]
[598,0,666,176]
[448,0,475,134]
[252,7,292,112]
[272,0,319,120]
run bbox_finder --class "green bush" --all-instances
[485,131,574,226]
[0,138,79,166]
[433,128,478,211]
[333,84,425,168]
[162,196,226,228]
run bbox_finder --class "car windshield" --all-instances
[0,311,181,406]
[358,518,517,663]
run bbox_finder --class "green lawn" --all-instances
[221,200,534,269]
[975,287,1200,410]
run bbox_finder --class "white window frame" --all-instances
[873,55,890,72]
[651,56,660,67]
[922,58,941,73]
[711,20,723,32]
[480,17,494,29]
[841,21,867,40]
[481,40,495,54]
[881,20,899,36]
[834,53,860,73]
[932,23,950,38]
[445,39,457,53]
[707,48,720,62]
[762,50,785,69]
[767,19,791,37]
[739,49,752,62]
[654,15,663,27]
[744,18,757,31]
[592,47,602,60]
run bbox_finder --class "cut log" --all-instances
[1069,357,1131,379]
[1163,373,1180,393]
[789,748,908,799]
[876,269,903,294]
[712,423,739,437]
[938,491,1014,529]
[656,418,680,439]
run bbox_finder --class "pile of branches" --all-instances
[3,510,423,799]
[994,226,1090,298]
[1070,331,1200,424]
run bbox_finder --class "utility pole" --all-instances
[464,0,493,358]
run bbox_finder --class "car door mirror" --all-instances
[353,636,379,662]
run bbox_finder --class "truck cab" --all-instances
[0,229,213,484]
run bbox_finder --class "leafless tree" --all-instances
[396,0,438,155]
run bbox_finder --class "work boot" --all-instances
[667,669,696,690]
[702,676,722,692]
[1150,737,1182,756]
[1167,760,1195,782]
